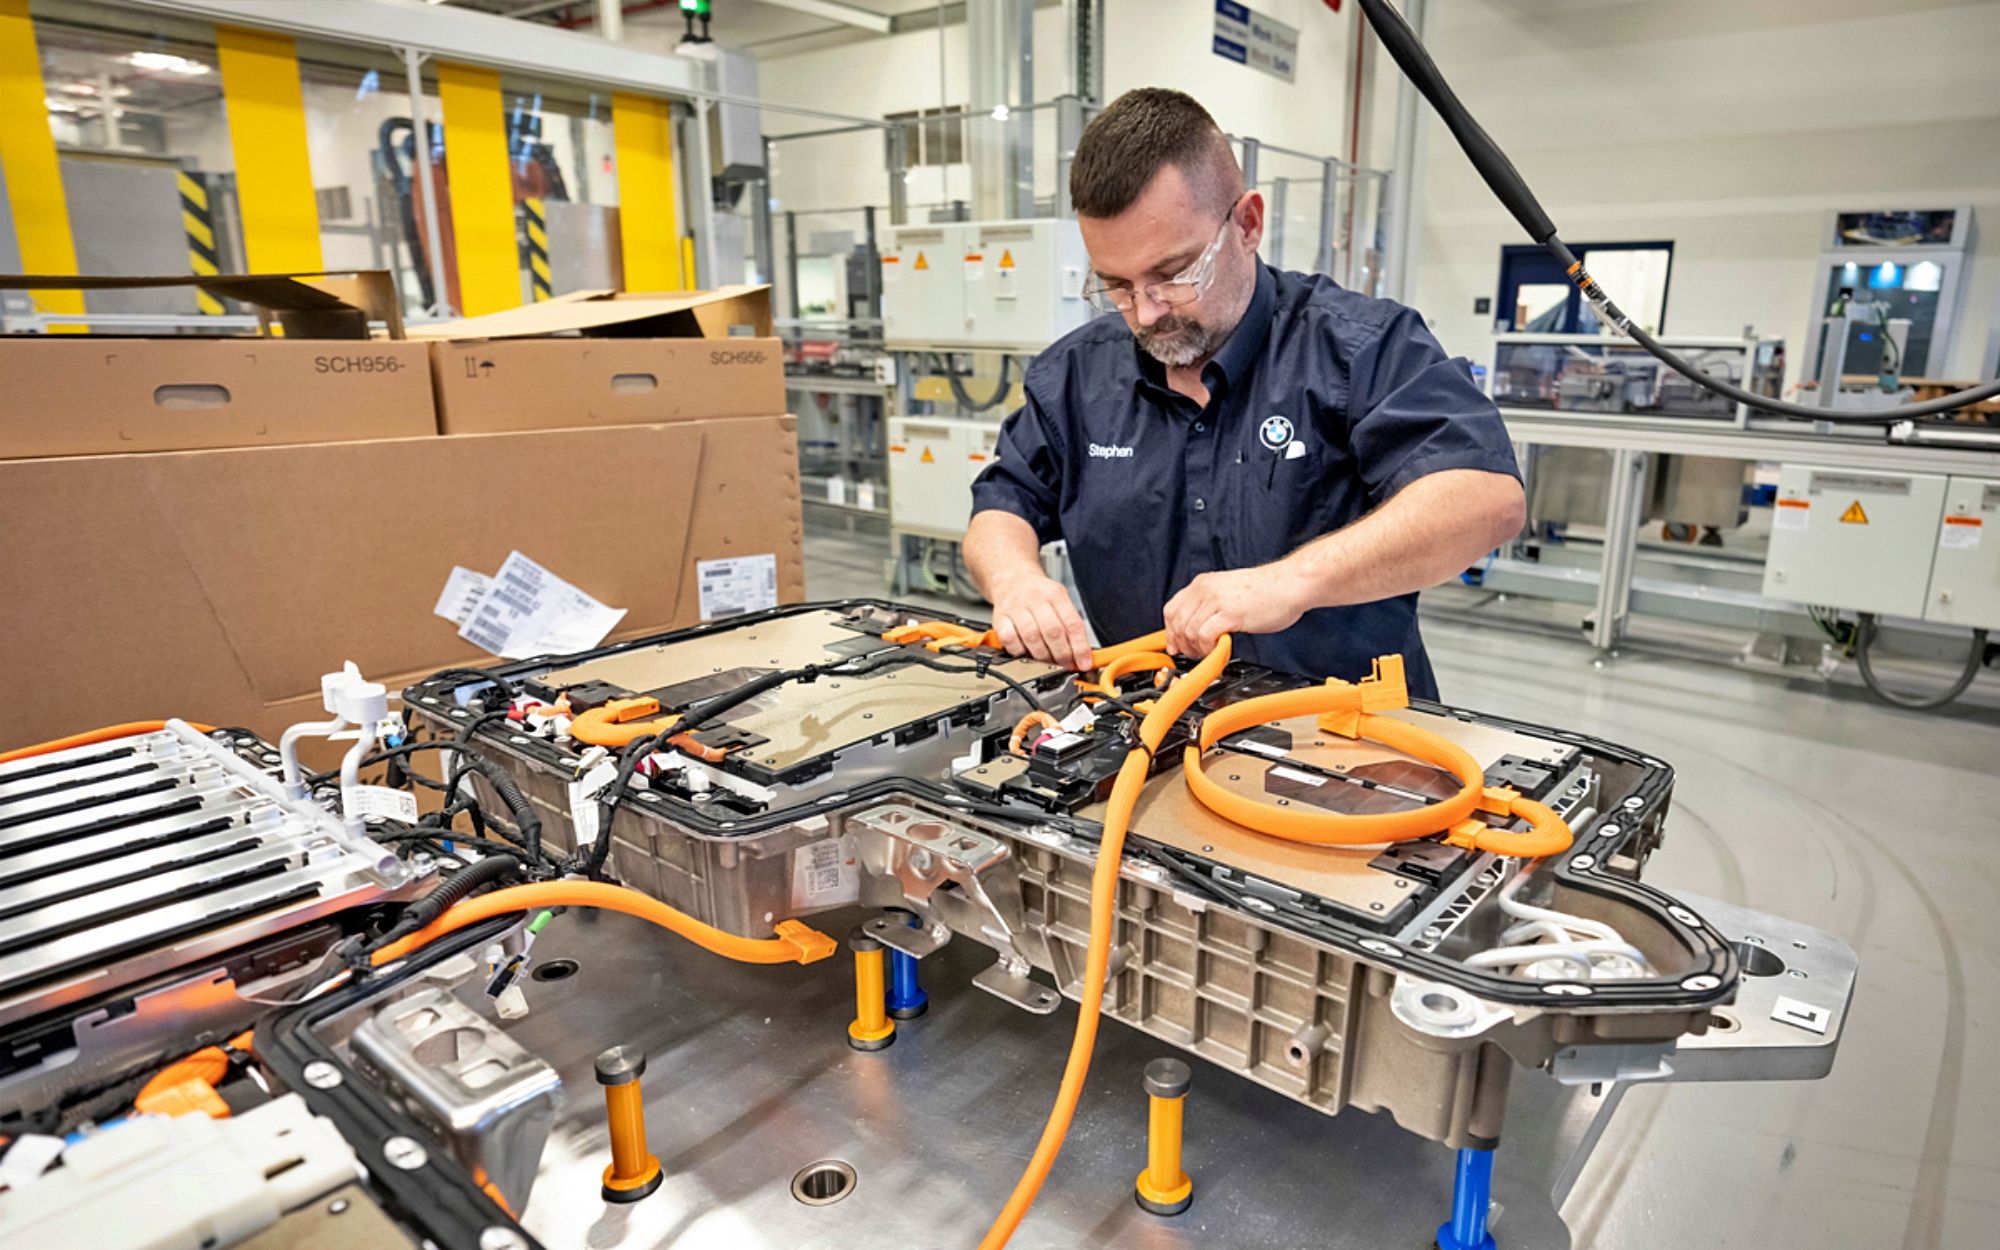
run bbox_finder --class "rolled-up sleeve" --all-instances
[1346,308,1519,504]
[970,388,1066,544]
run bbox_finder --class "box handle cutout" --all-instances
[154,384,232,410]
[610,373,659,394]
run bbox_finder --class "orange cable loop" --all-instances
[570,696,681,748]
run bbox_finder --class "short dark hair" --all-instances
[1069,88,1243,219]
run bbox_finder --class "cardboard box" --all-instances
[0,416,803,751]
[420,285,785,434]
[0,272,435,458]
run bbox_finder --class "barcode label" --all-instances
[790,835,859,909]
[698,553,779,621]
[457,551,625,659]
[433,566,493,626]
[347,784,419,824]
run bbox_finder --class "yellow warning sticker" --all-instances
[999,248,1016,269]
[920,447,935,464]
[1839,500,1869,525]
[913,251,929,271]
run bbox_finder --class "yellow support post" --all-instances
[611,91,683,291]
[0,0,85,328]
[595,1046,663,1203]
[1135,1058,1194,1216]
[846,928,896,1052]
[436,61,518,315]
[214,25,322,273]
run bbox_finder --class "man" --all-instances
[963,87,1524,700]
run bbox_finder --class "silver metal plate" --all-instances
[0,724,403,1028]
[536,609,1062,772]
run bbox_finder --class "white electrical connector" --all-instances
[1464,866,1652,981]
[0,1094,356,1250]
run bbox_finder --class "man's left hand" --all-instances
[1163,563,1309,657]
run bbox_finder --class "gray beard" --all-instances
[1136,315,1230,368]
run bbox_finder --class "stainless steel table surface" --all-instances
[489,907,1586,1250]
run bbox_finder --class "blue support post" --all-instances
[1437,1147,1496,1250]
[884,911,928,1020]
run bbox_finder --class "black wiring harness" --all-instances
[1355,0,2000,425]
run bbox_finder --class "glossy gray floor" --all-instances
[510,528,1992,1249]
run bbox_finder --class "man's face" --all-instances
[1078,164,1264,369]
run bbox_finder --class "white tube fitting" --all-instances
[279,717,347,800]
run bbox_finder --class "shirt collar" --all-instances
[1207,261,1276,389]
[1132,260,1276,398]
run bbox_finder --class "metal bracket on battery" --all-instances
[846,802,1050,1007]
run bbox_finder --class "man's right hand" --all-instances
[989,572,1094,671]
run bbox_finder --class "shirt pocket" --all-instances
[1231,420,1355,567]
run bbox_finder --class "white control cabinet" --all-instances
[880,224,964,346]
[889,416,989,538]
[959,219,1092,349]
[1924,475,2000,629]
[1762,465,1948,617]
[882,218,1092,350]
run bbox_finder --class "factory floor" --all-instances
[803,524,2000,1250]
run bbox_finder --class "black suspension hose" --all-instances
[900,649,1053,715]
[1853,614,1989,710]
[1354,0,2000,425]
[578,730,670,879]
[460,755,544,865]
[366,853,521,955]
[677,666,833,735]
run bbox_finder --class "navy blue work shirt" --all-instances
[969,262,1518,699]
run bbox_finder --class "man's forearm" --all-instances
[964,509,1048,599]
[1282,469,1525,608]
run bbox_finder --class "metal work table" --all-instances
[475,890,1847,1249]
[1498,410,2000,652]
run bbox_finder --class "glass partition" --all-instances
[23,6,236,319]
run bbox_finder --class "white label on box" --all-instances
[1773,500,1810,531]
[826,477,848,505]
[698,553,779,621]
[347,784,419,824]
[1233,739,1286,759]
[790,835,860,909]
[566,760,619,848]
[856,481,877,511]
[963,252,986,282]
[433,566,494,626]
[459,551,626,659]
[1940,516,1983,550]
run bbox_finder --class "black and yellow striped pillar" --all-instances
[177,170,226,315]
[522,196,552,302]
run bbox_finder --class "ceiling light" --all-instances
[125,50,211,75]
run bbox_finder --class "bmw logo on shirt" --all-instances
[1259,415,1295,452]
